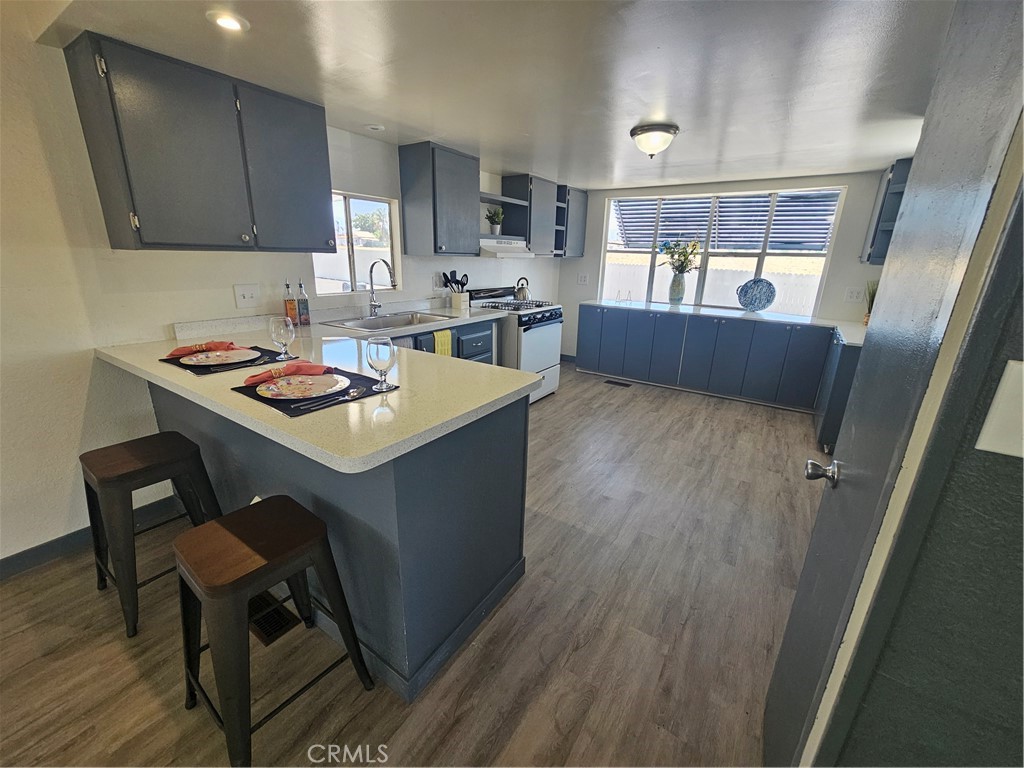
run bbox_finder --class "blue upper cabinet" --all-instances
[866,157,913,265]
[559,186,589,258]
[502,175,558,255]
[236,85,335,252]
[708,319,755,396]
[777,325,834,408]
[742,322,792,402]
[576,305,604,371]
[622,312,657,381]
[679,316,720,391]
[649,314,687,386]
[399,142,481,256]
[597,308,629,376]
[63,32,335,252]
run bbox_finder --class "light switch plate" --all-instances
[577,273,590,286]
[234,283,261,308]
[844,287,865,303]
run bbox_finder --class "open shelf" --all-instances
[480,192,528,207]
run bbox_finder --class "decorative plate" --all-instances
[256,374,351,400]
[179,348,261,366]
[736,278,777,312]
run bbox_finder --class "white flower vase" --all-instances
[669,273,686,305]
[490,224,501,236]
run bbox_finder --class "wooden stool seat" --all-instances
[80,431,221,637]
[173,496,326,596]
[80,431,203,487]
[174,495,373,767]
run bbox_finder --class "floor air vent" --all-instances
[248,591,301,647]
[605,380,632,387]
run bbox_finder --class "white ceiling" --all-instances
[37,0,955,190]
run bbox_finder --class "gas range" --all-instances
[468,287,563,402]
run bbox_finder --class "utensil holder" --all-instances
[451,293,469,311]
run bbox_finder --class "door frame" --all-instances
[802,120,1023,764]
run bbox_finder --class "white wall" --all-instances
[557,172,886,355]
[0,4,557,558]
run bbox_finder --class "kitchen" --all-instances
[1,2,1021,767]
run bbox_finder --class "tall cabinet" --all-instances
[399,142,481,256]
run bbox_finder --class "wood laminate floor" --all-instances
[0,365,826,767]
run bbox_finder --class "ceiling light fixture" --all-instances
[630,122,679,159]
[365,124,386,132]
[205,11,250,32]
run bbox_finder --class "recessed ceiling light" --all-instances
[365,124,386,132]
[205,10,250,32]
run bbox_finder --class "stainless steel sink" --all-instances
[321,311,454,332]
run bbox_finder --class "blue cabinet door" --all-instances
[679,316,720,391]
[777,324,833,408]
[742,322,792,402]
[649,313,688,385]
[708,319,756,396]
[576,305,603,371]
[622,312,657,380]
[598,308,629,376]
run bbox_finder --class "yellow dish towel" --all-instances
[432,329,452,356]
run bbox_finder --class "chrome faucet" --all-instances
[368,259,397,317]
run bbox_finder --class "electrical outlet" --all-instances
[233,283,261,308]
[577,273,590,286]
[844,287,865,304]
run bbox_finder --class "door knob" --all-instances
[805,459,840,488]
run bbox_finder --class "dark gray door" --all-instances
[763,2,1021,764]
[528,177,558,254]
[432,147,479,255]
[101,40,253,248]
[237,85,335,252]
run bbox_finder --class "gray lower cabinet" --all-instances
[409,322,495,363]
[575,304,846,413]
[399,142,481,256]
[64,32,335,252]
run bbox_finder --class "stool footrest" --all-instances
[186,649,349,736]
[134,512,188,537]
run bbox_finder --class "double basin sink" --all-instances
[321,311,454,333]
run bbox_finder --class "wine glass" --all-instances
[365,336,397,392]
[268,316,296,361]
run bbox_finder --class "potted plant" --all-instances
[658,239,701,305]
[485,206,504,236]
[865,280,879,325]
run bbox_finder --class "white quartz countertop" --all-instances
[580,300,867,346]
[96,326,541,474]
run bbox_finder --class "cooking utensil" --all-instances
[442,273,454,292]
[514,277,531,301]
[294,385,367,411]
[459,274,469,292]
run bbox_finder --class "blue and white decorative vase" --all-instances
[669,273,686,305]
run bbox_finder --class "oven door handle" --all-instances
[522,318,564,332]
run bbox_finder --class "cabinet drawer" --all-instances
[458,329,493,358]
[465,351,493,365]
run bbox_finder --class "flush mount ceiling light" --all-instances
[205,10,250,32]
[630,123,679,159]
[365,124,386,132]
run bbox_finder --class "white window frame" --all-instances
[315,190,400,295]
[603,186,847,313]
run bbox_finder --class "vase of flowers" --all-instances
[485,206,504,236]
[659,239,701,305]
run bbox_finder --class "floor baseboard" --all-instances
[0,496,183,582]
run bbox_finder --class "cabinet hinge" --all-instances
[129,211,140,231]
[235,98,241,112]
[95,55,107,78]
[252,224,257,235]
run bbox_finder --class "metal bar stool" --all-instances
[79,431,222,637]
[173,495,373,767]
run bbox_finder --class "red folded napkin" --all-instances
[244,361,332,386]
[167,341,248,358]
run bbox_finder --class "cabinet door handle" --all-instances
[328,239,335,247]
[439,245,446,251]
[241,233,251,242]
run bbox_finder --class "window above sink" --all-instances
[313,191,401,296]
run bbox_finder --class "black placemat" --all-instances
[160,346,280,376]
[230,368,395,418]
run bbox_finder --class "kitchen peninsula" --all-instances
[96,329,541,700]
